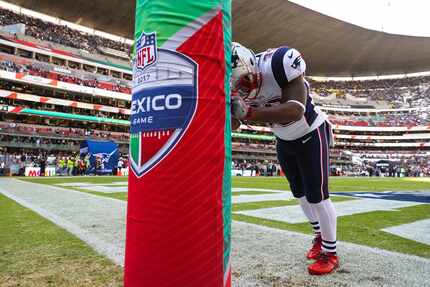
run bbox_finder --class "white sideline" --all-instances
[0,178,126,266]
[1,178,430,287]
[57,182,128,187]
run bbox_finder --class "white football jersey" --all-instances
[254,46,327,141]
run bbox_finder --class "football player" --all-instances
[231,42,338,275]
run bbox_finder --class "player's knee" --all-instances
[290,186,305,198]
[304,183,329,203]
[305,193,323,204]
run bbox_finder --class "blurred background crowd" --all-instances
[0,8,131,54]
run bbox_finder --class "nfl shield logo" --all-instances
[130,49,198,177]
[136,31,157,70]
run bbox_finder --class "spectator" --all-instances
[0,160,5,175]
[67,157,74,176]
[0,60,132,94]
[0,8,131,55]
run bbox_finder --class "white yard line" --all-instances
[75,186,128,193]
[232,188,287,193]
[0,178,126,266]
[383,219,430,245]
[56,182,127,187]
[237,198,425,223]
[233,193,296,204]
[1,178,429,287]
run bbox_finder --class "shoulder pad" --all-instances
[271,47,306,88]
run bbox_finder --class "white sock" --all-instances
[311,199,337,253]
[298,196,320,237]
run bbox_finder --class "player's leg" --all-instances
[276,139,321,242]
[298,196,322,260]
[296,122,338,275]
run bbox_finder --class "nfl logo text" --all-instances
[130,45,198,177]
[136,31,157,70]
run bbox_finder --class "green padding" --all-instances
[22,109,129,125]
[232,132,275,141]
[221,0,232,275]
[135,1,220,49]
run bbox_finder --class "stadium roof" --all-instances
[6,0,430,76]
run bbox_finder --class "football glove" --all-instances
[232,118,241,130]
[231,96,252,120]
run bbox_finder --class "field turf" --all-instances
[18,176,430,258]
[0,193,123,287]
[1,176,429,286]
[233,176,430,191]
[21,176,430,202]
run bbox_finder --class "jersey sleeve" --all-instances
[271,46,306,88]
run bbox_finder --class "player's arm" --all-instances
[245,75,306,123]
[231,47,307,124]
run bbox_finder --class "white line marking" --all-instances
[383,219,430,245]
[237,198,425,223]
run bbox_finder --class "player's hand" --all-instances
[232,118,241,130]
[231,96,250,120]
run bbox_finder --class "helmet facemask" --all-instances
[231,42,261,101]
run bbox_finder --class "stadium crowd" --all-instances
[0,100,130,121]
[330,149,430,177]
[0,59,20,72]
[332,161,429,177]
[0,80,130,108]
[328,110,430,127]
[309,75,430,108]
[309,76,430,91]
[0,8,131,54]
[0,134,79,148]
[0,121,129,142]
[0,138,427,178]
[232,159,280,176]
[0,8,428,178]
[232,155,430,178]
[0,60,132,94]
[0,150,129,176]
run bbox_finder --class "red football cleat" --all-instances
[306,236,322,260]
[308,252,339,275]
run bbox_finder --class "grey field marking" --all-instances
[232,192,296,204]
[232,188,287,193]
[236,198,426,223]
[56,182,92,187]
[56,182,128,193]
[76,186,128,193]
[56,182,128,187]
[0,178,126,266]
[1,178,430,286]
[56,183,291,195]
[383,219,430,245]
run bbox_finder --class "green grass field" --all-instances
[233,204,430,258]
[3,176,430,286]
[0,193,123,287]
[233,176,430,191]
[20,176,430,257]
[21,176,430,202]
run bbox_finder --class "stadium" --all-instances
[0,1,429,286]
